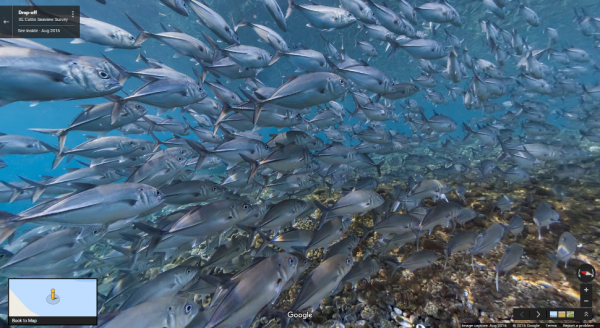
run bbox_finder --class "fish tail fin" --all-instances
[18,176,47,202]
[30,128,69,154]
[268,50,281,67]
[236,223,257,249]
[233,13,248,33]
[285,0,295,20]
[108,96,127,125]
[376,160,384,177]
[0,181,26,203]
[182,116,191,135]
[348,102,360,119]
[136,51,149,64]
[213,100,232,134]
[385,36,401,58]
[125,14,150,46]
[238,88,264,125]
[0,213,23,245]
[201,31,223,63]
[443,250,449,271]
[33,140,62,169]
[357,223,372,243]
[313,200,330,229]
[102,54,130,85]
[384,260,401,282]
[255,229,270,255]
[323,55,339,72]
[496,270,500,292]
[132,222,166,256]
[462,122,474,140]
[410,226,421,250]
[184,139,208,171]
[324,180,333,198]
[148,130,164,152]
[238,153,260,185]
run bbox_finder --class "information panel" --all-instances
[0,5,80,38]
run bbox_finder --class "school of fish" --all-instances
[0,0,599,327]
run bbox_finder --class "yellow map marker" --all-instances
[51,289,55,300]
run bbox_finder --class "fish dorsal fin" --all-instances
[168,24,183,33]
[282,75,299,83]
[160,23,169,33]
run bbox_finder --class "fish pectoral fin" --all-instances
[73,251,84,262]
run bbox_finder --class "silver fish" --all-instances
[102,296,198,328]
[471,223,504,271]
[0,47,122,107]
[290,253,353,312]
[289,1,357,30]
[444,231,478,270]
[120,266,198,310]
[241,72,348,124]
[386,250,438,278]
[495,244,523,291]
[533,201,560,240]
[188,0,239,45]
[259,0,289,32]
[204,253,297,328]
[548,231,577,269]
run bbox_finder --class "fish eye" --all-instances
[339,79,344,84]
[346,258,351,264]
[288,257,295,265]
[243,205,249,209]
[97,70,110,79]
[155,190,160,196]
[185,304,192,313]
[93,230,99,234]
[129,141,135,145]
[178,157,184,161]
[186,268,191,274]
[212,187,217,191]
